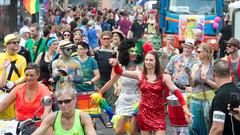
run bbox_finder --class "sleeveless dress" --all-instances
[137,75,167,131]
[115,67,140,116]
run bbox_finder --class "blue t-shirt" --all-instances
[74,56,98,92]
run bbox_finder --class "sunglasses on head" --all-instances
[74,32,82,36]
[57,99,72,105]
[8,41,19,45]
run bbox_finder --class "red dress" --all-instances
[137,75,167,131]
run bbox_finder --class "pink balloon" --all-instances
[214,16,221,23]
[213,23,219,29]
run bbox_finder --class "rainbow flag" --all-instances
[23,0,40,14]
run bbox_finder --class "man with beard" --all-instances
[25,23,47,62]
[0,34,27,120]
[222,38,240,87]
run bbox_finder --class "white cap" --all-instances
[19,27,30,37]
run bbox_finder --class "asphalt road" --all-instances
[95,113,174,135]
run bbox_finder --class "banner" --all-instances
[179,15,205,41]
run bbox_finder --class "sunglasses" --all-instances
[77,47,86,50]
[102,37,111,40]
[8,41,19,45]
[63,47,73,51]
[74,32,82,36]
[57,99,72,105]
[64,34,71,37]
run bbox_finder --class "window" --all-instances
[169,0,216,15]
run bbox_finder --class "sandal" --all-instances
[106,121,113,128]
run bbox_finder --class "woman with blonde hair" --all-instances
[33,84,96,135]
[185,43,217,135]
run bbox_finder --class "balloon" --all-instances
[214,16,221,23]
[213,23,219,29]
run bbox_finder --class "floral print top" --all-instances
[166,54,196,88]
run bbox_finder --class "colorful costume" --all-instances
[137,75,167,130]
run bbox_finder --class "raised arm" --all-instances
[109,58,141,81]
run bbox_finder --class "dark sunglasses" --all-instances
[102,37,111,40]
[64,34,71,37]
[63,47,73,51]
[8,41,19,45]
[57,99,72,105]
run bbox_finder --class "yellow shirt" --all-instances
[0,52,26,84]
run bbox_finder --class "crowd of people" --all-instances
[0,5,240,135]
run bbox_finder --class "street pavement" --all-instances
[95,113,173,135]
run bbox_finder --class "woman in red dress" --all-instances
[112,51,191,135]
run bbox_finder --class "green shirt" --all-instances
[74,56,98,92]
[25,38,47,62]
[54,109,85,135]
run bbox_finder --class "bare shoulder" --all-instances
[79,111,91,119]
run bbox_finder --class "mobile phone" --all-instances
[229,92,240,114]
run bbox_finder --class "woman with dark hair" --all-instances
[111,51,191,135]
[73,41,100,93]
[111,29,125,52]
[98,39,142,134]
[63,30,73,42]
[0,62,51,122]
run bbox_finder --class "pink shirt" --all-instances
[119,19,132,36]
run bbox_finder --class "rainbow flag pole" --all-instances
[23,0,40,15]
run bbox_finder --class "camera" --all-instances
[229,92,240,114]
